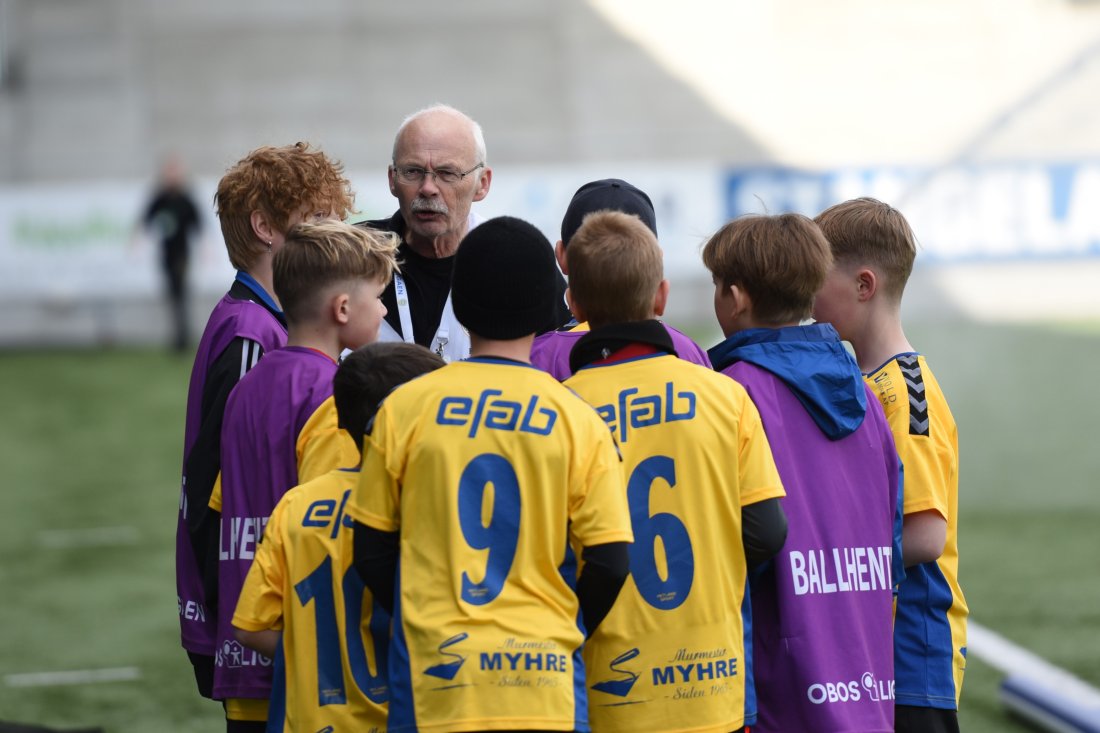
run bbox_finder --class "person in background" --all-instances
[140,153,202,352]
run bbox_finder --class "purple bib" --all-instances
[177,294,286,654]
[726,361,900,733]
[213,347,339,700]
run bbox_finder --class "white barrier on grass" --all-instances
[968,621,1100,731]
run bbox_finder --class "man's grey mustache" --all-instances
[411,198,449,214]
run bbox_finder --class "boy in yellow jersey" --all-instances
[232,342,445,733]
[813,198,968,733]
[347,216,634,733]
[564,211,788,733]
[211,220,399,728]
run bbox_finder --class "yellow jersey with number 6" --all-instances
[566,353,785,733]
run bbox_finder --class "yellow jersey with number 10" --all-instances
[233,468,388,733]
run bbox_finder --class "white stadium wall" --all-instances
[4,0,1100,344]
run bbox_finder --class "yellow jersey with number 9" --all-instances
[345,357,633,733]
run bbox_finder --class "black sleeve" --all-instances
[184,337,263,531]
[539,270,573,335]
[184,337,265,604]
[576,541,631,637]
[195,508,221,608]
[742,498,788,570]
[353,521,399,616]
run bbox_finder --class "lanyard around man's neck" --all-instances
[390,273,469,362]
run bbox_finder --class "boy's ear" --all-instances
[565,287,586,323]
[332,292,351,325]
[856,267,878,302]
[653,279,670,317]
[555,240,568,276]
[250,210,275,246]
[728,283,753,321]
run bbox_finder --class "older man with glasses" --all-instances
[361,104,569,361]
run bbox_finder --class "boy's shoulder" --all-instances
[661,323,712,366]
[864,352,955,438]
[398,357,572,395]
[192,293,286,374]
[383,358,608,432]
[531,325,586,380]
[238,346,337,386]
[225,347,340,423]
[279,468,360,527]
[202,291,286,346]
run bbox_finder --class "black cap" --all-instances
[560,178,657,247]
[452,216,560,340]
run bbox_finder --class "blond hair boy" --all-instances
[210,220,398,728]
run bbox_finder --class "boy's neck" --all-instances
[286,326,341,362]
[586,312,664,332]
[245,259,278,307]
[849,307,913,373]
[469,333,535,363]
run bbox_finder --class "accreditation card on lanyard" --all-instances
[384,276,469,363]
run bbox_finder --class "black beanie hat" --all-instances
[560,178,657,247]
[452,216,559,340]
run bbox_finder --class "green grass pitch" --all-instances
[0,317,1097,731]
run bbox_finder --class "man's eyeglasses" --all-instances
[392,163,484,186]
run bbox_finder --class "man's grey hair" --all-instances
[392,103,487,165]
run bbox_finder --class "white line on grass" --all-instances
[37,525,140,549]
[4,666,142,688]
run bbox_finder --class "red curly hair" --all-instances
[214,142,355,271]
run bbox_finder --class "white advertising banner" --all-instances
[3,161,1100,305]
[0,178,232,300]
[724,162,1100,262]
